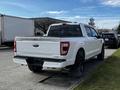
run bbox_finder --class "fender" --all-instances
[73,42,86,61]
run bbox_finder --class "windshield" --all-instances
[48,25,83,37]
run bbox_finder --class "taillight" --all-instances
[60,42,70,56]
[14,40,16,52]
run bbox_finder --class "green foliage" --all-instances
[74,49,120,90]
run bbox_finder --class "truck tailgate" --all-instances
[16,37,61,57]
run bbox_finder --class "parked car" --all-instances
[13,23,104,75]
[118,34,120,43]
[102,32,119,48]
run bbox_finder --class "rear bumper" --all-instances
[13,56,67,68]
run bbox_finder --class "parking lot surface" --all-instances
[0,49,117,90]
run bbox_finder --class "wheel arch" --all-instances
[74,47,85,63]
[73,47,85,66]
[101,44,104,52]
[77,48,85,57]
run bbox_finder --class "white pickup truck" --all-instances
[13,23,104,74]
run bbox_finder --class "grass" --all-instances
[74,49,120,90]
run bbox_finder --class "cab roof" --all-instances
[50,23,94,28]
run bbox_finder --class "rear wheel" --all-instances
[70,49,85,77]
[97,45,104,61]
[26,58,43,73]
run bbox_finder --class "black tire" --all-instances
[97,45,104,61]
[26,58,43,73]
[70,49,85,77]
[114,42,119,49]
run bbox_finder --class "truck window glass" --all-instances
[85,26,92,37]
[48,25,82,37]
[90,28,98,37]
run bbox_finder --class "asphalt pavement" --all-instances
[0,49,117,90]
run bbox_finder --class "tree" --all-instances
[117,23,120,34]
[88,18,95,27]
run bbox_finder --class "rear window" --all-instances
[48,25,83,37]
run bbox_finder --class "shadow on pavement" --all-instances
[35,58,103,89]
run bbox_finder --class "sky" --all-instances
[0,0,120,29]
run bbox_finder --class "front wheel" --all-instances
[97,46,104,61]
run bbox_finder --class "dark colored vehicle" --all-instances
[102,32,119,48]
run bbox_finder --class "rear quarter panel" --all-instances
[61,37,86,65]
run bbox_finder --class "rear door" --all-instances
[84,26,95,58]
[90,28,102,53]
[84,26,101,58]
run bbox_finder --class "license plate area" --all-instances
[26,58,44,66]
[105,38,109,41]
